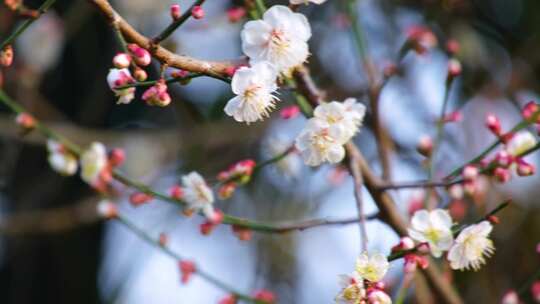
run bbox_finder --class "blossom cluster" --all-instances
[408,208,495,271]
[336,252,391,304]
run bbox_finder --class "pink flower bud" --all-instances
[462,165,479,181]
[404,254,418,273]
[96,200,118,219]
[487,215,500,225]
[447,58,462,78]
[169,185,183,200]
[417,242,430,254]
[127,44,151,66]
[191,5,205,19]
[486,113,502,136]
[501,290,519,304]
[108,148,125,167]
[383,62,398,78]
[179,260,196,284]
[218,183,236,200]
[536,242,540,254]
[522,101,540,122]
[495,150,513,168]
[158,232,168,246]
[532,281,540,302]
[253,289,276,303]
[0,45,13,67]
[232,225,252,241]
[417,135,433,157]
[400,237,415,250]
[227,7,246,23]
[112,53,131,69]
[15,112,36,129]
[199,222,214,235]
[129,192,153,206]
[133,67,148,81]
[494,167,511,183]
[448,184,464,200]
[209,210,224,225]
[170,4,181,20]
[142,80,171,107]
[280,105,300,119]
[516,159,535,176]
[446,39,460,55]
[218,295,237,304]
[406,25,437,55]
[442,111,462,123]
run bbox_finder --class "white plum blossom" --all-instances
[355,252,389,283]
[448,221,495,271]
[335,272,365,304]
[107,68,135,104]
[408,209,454,258]
[80,142,108,186]
[295,99,366,166]
[313,99,366,141]
[290,0,327,4]
[47,139,78,176]
[224,62,279,123]
[506,131,537,156]
[241,5,311,74]
[295,118,346,166]
[181,171,215,219]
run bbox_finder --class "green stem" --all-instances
[115,215,265,303]
[0,0,57,49]
[254,0,267,15]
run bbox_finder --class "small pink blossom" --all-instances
[179,260,196,284]
[170,4,181,20]
[191,5,204,19]
[142,80,171,107]
[127,43,151,66]
[112,53,131,69]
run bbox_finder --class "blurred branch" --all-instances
[0,0,57,49]
[0,197,101,236]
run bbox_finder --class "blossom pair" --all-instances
[225,5,312,123]
[295,99,366,166]
[408,208,495,271]
[336,252,391,304]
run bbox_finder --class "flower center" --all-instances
[270,29,290,55]
[425,227,442,243]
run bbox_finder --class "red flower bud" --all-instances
[218,295,238,304]
[280,105,300,120]
[129,192,153,206]
[179,260,196,284]
[170,4,181,20]
[127,44,151,66]
[169,185,183,200]
[494,167,511,183]
[227,7,246,23]
[158,233,168,246]
[446,39,460,55]
[516,159,535,176]
[109,148,125,167]
[253,289,276,303]
[191,5,205,19]
[0,45,14,67]
[522,101,540,122]
[15,112,36,130]
[485,113,501,136]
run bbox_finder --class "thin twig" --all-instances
[152,0,206,44]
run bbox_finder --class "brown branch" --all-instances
[260,213,379,234]
[89,0,240,78]
[348,152,369,251]
[377,179,463,191]
[294,67,463,304]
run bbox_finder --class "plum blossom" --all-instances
[295,118,346,166]
[335,272,365,304]
[448,221,495,271]
[355,252,389,283]
[241,5,311,74]
[408,209,454,257]
[107,68,135,104]
[313,99,366,141]
[80,142,108,187]
[224,62,279,123]
[47,139,78,176]
[506,131,537,156]
[142,80,171,107]
[181,171,215,219]
[295,99,366,166]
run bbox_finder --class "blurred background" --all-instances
[0,0,540,303]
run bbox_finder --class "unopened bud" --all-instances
[127,44,151,66]
[218,183,236,200]
[133,67,148,81]
[446,39,460,55]
[486,113,502,136]
[280,105,300,120]
[0,45,14,67]
[417,135,433,157]
[494,167,511,183]
[522,101,540,123]
[109,148,125,167]
[96,200,118,219]
[191,5,205,19]
[170,4,181,20]
[447,58,462,78]
[227,7,246,23]
[516,159,535,176]
[462,165,479,181]
[501,290,519,304]
[495,150,513,168]
[112,53,131,69]
[158,232,168,246]
[129,192,153,206]
[532,281,540,302]
[487,215,500,225]
[169,185,183,200]
[15,112,36,130]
